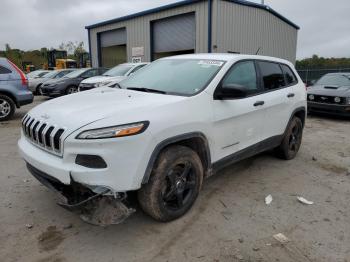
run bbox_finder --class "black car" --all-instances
[40,68,108,97]
[307,73,350,116]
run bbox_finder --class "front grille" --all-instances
[308,95,346,105]
[22,114,66,156]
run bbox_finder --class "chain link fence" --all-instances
[296,68,350,85]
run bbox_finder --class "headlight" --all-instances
[76,121,149,139]
[94,82,111,88]
[308,94,315,100]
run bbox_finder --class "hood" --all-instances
[80,75,112,84]
[308,85,350,97]
[27,87,185,133]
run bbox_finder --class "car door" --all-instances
[255,61,290,141]
[212,60,265,161]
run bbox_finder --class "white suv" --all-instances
[18,54,306,225]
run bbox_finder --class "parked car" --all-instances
[40,68,108,97]
[78,63,149,92]
[26,70,50,79]
[18,54,306,225]
[0,58,33,121]
[307,73,350,116]
[28,69,76,95]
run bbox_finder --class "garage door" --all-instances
[99,28,127,67]
[152,13,196,60]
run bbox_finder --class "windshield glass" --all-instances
[64,69,88,78]
[119,59,225,96]
[44,71,59,78]
[316,74,350,86]
[103,65,133,77]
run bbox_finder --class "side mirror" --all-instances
[214,84,248,100]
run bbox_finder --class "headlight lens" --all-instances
[94,82,111,88]
[308,94,314,100]
[76,121,149,139]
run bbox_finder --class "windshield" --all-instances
[103,65,133,77]
[44,71,59,78]
[316,74,350,86]
[119,59,225,96]
[27,71,45,78]
[64,69,88,78]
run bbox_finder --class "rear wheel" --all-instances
[0,95,15,121]
[35,84,42,96]
[276,117,303,160]
[138,145,204,222]
[66,86,78,95]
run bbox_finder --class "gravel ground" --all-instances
[0,97,349,262]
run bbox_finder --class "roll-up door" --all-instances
[152,13,195,60]
[99,28,127,67]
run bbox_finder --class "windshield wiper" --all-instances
[127,87,167,94]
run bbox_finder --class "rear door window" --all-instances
[258,61,286,91]
[0,65,12,74]
[281,64,298,85]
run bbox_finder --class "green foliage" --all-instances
[296,55,350,70]
[0,42,87,70]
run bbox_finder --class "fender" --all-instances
[142,132,212,184]
[284,106,306,134]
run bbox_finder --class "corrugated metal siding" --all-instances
[212,0,298,63]
[89,1,208,67]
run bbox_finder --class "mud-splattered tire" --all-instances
[275,117,303,160]
[138,145,204,222]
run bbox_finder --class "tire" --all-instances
[65,86,78,95]
[0,94,16,121]
[138,145,204,222]
[275,117,303,160]
[35,84,42,96]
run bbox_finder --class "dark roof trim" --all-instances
[226,0,300,29]
[85,0,299,30]
[85,0,202,29]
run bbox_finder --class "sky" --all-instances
[0,0,349,59]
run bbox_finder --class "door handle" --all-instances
[254,101,265,107]
[287,93,295,98]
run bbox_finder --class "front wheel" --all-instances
[0,95,15,121]
[138,145,204,222]
[275,117,303,160]
[66,86,78,95]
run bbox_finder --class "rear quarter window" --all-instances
[0,65,12,74]
[281,64,298,85]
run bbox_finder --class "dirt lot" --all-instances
[0,97,349,262]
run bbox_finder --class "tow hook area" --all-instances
[26,163,135,226]
[58,194,136,226]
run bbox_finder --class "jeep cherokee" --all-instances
[18,54,306,225]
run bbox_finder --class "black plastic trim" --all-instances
[142,132,211,184]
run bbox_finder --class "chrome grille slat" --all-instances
[21,115,65,157]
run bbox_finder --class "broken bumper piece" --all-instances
[26,163,135,226]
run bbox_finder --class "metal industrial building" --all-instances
[85,0,299,68]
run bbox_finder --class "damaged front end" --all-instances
[26,163,135,226]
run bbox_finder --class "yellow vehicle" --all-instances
[44,49,77,70]
[55,58,77,69]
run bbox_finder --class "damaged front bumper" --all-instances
[26,163,135,226]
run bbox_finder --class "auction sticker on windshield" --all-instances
[198,60,224,67]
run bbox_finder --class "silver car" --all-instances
[28,69,76,95]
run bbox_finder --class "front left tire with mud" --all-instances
[138,145,204,222]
